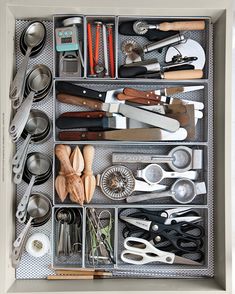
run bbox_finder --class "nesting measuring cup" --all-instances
[126,178,207,204]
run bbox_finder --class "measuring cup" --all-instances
[12,193,50,268]
[112,146,203,172]
[15,153,52,223]
[136,164,198,184]
[99,165,167,201]
[126,178,206,204]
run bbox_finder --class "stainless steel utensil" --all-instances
[136,164,198,184]
[10,22,46,103]
[15,153,52,223]
[12,193,51,268]
[112,146,203,172]
[98,165,167,201]
[126,178,206,204]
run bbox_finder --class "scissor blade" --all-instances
[173,255,201,266]
[164,216,202,224]
[120,216,152,231]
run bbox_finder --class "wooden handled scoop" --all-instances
[55,145,71,202]
[81,145,96,203]
[55,144,85,205]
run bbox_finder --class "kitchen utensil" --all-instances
[10,21,46,102]
[59,51,82,77]
[55,145,71,202]
[118,59,202,78]
[94,21,102,66]
[55,144,85,205]
[12,193,51,268]
[70,146,84,176]
[87,22,95,76]
[15,153,52,222]
[121,40,143,64]
[121,237,201,265]
[98,165,167,200]
[120,86,204,110]
[56,92,180,132]
[107,23,115,77]
[25,233,50,258]
[136,163,198,184]
[112,146,203,172]
[165,39,206,69]
[102,24,109,77]
[81,145,96,203]
[126,178,206,203]
[133,20,205,35]
[12,110,51,175]
[144,34,185,53]
[58,127,187,141]
[137,69,203,79]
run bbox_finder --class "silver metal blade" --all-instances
[119,216,152,231]
[173,255,201,266]
[164,216,202,224]
[109,116,127,129]
[105,88,124,103]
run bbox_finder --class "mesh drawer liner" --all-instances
[15,18,214,279]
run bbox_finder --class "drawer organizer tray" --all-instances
[14,15,214,280]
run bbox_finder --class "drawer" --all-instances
[0,1,232,294]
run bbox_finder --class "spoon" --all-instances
[10,22,46,103]
[126,178,206,204]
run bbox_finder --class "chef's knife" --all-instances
[58,128,188,141]
[123,85,204,98]
[57,94,180,132]
[56,81,123,103]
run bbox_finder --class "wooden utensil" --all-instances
[70,146,84,176]
[55,145,71,202]
[55,270,112,276]
[55,144,85,205]
[47,275,94,280]
[82,145,96,203]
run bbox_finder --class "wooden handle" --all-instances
[117,94,161,105]
[123,88,161,101]
[59,131,105,141]
[159,21,205,31]
[61,111,106,118]
[70,146,84,176]
[60,145,71,174]
[47,275,94,280]
[83,145,95,174]
[57,93,103,109]
[163,69,203,80]
[55,270,112,276]
[55,144,75,175]
[165,86,184,96]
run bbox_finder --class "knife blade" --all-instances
[57,94,180,132]
[56,81,124,103]
[118,92,204,110]
[58,128,188,141]
[123,85,204,98]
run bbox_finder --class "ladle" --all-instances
[136,164,198,184]
[10,22,46,103]
[126,178,206,204]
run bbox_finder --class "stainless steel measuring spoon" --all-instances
[12,193,50,268]
[136,163,198,184]
[10,22,46,104]
[126,178,206,204]
[16,153,52,223]
[112,146,203,172]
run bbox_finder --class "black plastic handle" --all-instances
[119,65,148,78]
[56,116,107,129]
[56,81,107,102]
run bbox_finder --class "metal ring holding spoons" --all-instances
[136,163,198,184]
[126,178,207,204]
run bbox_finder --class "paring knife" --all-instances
[56,93,180,132]
[58,128,188,141]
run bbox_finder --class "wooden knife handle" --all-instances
[163,69,203,80]
[159,21,205,31]
[123,97,161,105]
[123,88,161,101]
[57,93,103,109]
[59,131,105,141]
[61,111,106,118]
[55,144,75,174]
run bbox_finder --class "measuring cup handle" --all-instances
[13,217,32,248]
[16,175,36,216]
[10,47,31,101]
[126,190,172,203]
[12,134,31,166]
[166,170,198,180]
